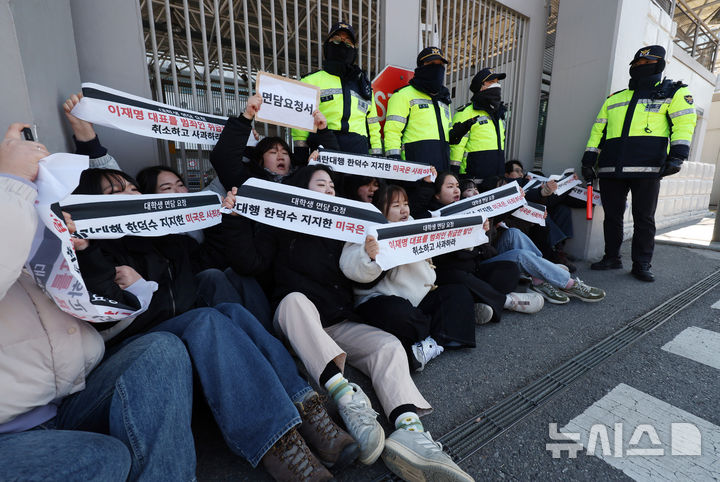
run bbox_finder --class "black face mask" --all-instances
[628,63,662,91]
[472,86,502,111]
[323,41,357,77]
[412,64,446,94]
[629,63,658,79]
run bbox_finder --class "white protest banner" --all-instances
[523,178,542,191]
[430,181,526,218]
[255,71,320,132]
[511,201,547,226]
[27,153,156,323]
[526,168,580,196]
[368,213,488,271]
[59,192,223,239]
[569,186,602,206]
[71,82,226,145]
[309,149,435,182]
[233,177,387,243]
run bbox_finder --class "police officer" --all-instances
[291,22,382,157]
[384,47,452,171]
[449,68,507,178]
[582,45,696,281]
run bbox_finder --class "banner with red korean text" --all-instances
[569,186,602,206]
[527,168,581,196]
[232,178,387,243]
[71,82,226,145]
[511,201,547,226]
[59,192,223,239]
[368,213,488,270]
[309,149,435,182]
[430,181,526,218]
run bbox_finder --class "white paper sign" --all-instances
[255,71,321,132]
[511,201,547,226]
[59,192,223,239]
[368,213,488,270]
[310,149,435,182]
[430,181,526,218]
[71,82,227,145]
[232,178,387,243]
[569,186,602,206]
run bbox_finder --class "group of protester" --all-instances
[1,17,696,482]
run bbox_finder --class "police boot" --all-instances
[631,262,655,282]
[590,256,623,270]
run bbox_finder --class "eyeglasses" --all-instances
[329,38,355,48]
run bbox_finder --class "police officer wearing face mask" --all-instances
[581,45,696,282]
[291,22,382,157]
[384,47,453,171]
[449,68,507,178]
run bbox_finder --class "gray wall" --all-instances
[70,0,159,176]
[0,0,33,128]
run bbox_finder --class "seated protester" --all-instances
[72,168,358,481]
[223,165,473,482]
[135,164,273,329]
[413,172,543,322]
[505,160,577,272]
[340,184,481,370]
[0,123,195,481]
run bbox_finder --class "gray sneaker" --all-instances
[338,383,385,465]
[529,282,570,304]
[382,429,474,482]
[562,277,606,302]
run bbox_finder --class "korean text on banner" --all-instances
[511,201,547,226]
[59,192,223,239]
[255,71,321,132]
[431,181,526,218]
[309,149,435,182]
[71,82,227,145]
[232,178,387,243]
[569,186,602,206]
[527,168,580,196]
[368,213,488,271]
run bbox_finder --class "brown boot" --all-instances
[296,392,359,469]
[261,428,334,481]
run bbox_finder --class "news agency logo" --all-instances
[546,422,702,458]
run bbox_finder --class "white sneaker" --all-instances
[338,383,385,464]
[474,303,494,325]
[506,292,544,313]
[411,337,444,372]
[382,429,474,482]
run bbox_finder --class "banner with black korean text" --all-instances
[430,181,526,218]
[70,82,227,145]
[59,192,223,239]
[255,71,321,131]
[511,201,547,226]
[232,178,387,243]
[527,168,581,196]
[368,214,488,270]
[309,149,436,182]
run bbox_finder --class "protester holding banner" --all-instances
[223,165,472,481]
[70,168,358,480]
[291,22,382,157]
[0,123,198,481]
[64,92,122,170]
[414,172,543,319]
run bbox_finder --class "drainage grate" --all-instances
[373,269,720,480]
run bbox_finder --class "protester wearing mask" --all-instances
[449,68,507,180]
[581,45,696,281]
[384,47,453,171]
[292,22,382,156]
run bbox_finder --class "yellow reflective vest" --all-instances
[450,103,505,178]
[291,70,382,155]
[583,80,696,178]
[384,84,452,171]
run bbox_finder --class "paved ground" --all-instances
[194,218,720,481]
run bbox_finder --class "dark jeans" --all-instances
[599,177,661,264]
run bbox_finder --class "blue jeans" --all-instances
[149,303,312,466]
[490,228,570,288]
[195,268,273,330]
[0,332,197,481]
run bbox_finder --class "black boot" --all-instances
[591,256,623,270]
[631,262,655,282]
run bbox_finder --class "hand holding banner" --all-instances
[310,149,435,182]
[255,71,321,132]
[368,213,488,270]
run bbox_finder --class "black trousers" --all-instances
[599,177,661,264]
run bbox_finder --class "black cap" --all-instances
[327,22,356,44]
[630,45,666,64]
[416,46,449,66]
[470,68,506,93]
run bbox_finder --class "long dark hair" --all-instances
[74,168,139,195]
[287,164,336,190]
[372,184,407,218]
[135,165,184,194]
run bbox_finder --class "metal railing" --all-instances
[673,0,718,72]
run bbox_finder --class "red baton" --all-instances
[586,183,593,220]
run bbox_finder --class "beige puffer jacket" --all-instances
[0,176,104,425]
